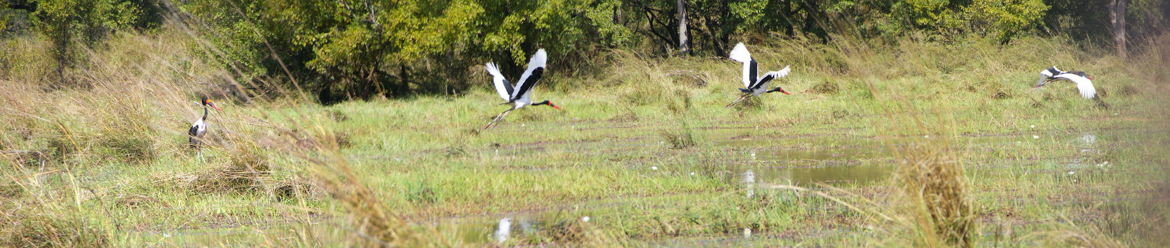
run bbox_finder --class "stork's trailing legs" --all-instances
[484,109,514,129]
[725,94,752,108]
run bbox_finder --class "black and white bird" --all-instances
[1036,66,1108,108]
[483,49,560,129]
[1036,66,1098,99]
[189,97,222,151]
[727,42,791,107]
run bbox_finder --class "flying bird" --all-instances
[483,49,560,129]
[1036,66,1107,107]
[189,96,222,152]
[726,42,791,107]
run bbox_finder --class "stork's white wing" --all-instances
[766,66,791,80]
[511,49,548,102]
[1054,74,1097,99]
[729,43,754,88]
[750,66,791,90]
[485,62,513,101]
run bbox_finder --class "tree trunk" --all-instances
[676,0,689,55]
[1109,0,1129,58]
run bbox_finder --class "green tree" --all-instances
[32,0,139,84]
[182,0,633,103]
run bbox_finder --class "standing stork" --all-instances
[189,97,222,153]
[483,49,560,129]
[726,42,792,107]
[1036,66,1107,107]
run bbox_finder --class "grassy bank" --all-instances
[2,29,1169,247]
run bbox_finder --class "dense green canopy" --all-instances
[2,0,1167,102]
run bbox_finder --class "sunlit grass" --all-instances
[2,28,1168,247]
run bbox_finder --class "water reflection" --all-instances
[494,218,511,244]
[742,170,756,198]
[737,165,891,187]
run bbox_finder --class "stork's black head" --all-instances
[766,87,791,95]
[533,100,560,110]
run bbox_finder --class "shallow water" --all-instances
[712,128,1141,188]
[150,125,1149,246]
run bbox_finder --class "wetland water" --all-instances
[147,123,1140,246]
[444,127,1134,245]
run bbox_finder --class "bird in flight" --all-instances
[1037,66,1107,107]
[483,49,559,129]
[726,42,791,108]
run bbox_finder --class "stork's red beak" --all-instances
[780,89,791,95]
[210,102,222,111]
[551,104,561,110]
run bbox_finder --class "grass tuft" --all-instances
[896,139,975,247]
[1,213,110,248]
[98,136,155,163]
[191,143,271,193]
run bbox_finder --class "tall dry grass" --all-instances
[888,120,975,248]
[0,21,437,246]
[0,26,255,246]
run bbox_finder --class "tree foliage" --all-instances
[4,0,1168,99]
[25,0,141,84]
[181,0,634,103]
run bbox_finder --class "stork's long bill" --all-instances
[204,99,222,111]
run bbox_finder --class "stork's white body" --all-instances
[188,109,210,148]
[190,119,207,138]
[511,97,531,111]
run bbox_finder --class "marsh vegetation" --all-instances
[3,0,1170,247]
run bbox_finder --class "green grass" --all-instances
[2,29,1169,247]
